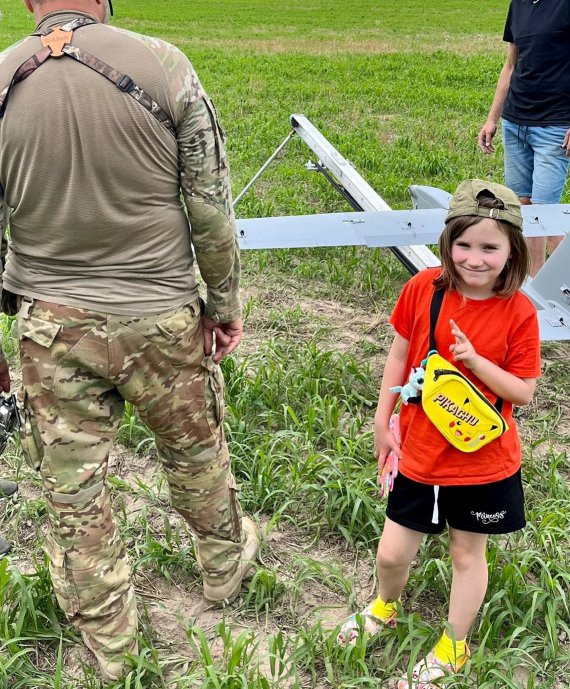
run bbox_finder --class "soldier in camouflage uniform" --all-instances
[0,0,258,681]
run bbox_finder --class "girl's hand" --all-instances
[374,419,400,465]
[375,414,401,496]
[449,319,479,369]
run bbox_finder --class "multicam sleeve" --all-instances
[178,94,241,323]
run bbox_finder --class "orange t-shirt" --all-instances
[389,268,541,486]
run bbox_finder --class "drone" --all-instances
[234,114,570,342]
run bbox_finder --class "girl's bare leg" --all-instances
[448,528,489,639]
[376,518,425,601]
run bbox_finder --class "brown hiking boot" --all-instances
[203,517,260,604]
[0,480,17,498]
[0,536,11,556]
[81,632,137,683]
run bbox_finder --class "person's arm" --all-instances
[178,95,242,361]
[178,96,240,323]
[449,319,535,405]
[478,42,518,153]
[374,333,409,470]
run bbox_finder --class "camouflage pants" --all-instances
[17,297,244,660]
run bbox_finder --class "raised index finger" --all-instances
[449,319,465,340]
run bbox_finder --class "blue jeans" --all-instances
[502,118,570,204]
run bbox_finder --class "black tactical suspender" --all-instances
[0,17,176,137]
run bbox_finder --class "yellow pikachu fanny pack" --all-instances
[422,350,508,452]
[421,289,508,453]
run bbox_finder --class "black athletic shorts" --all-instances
[386,470,525,535]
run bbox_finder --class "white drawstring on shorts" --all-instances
[431,485,440,524]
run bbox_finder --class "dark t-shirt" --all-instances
[502,0,570,126]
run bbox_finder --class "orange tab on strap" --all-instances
[40,27,73,58]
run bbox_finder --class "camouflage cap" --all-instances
[445,179,523,230]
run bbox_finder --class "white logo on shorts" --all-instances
[471,510,506,524]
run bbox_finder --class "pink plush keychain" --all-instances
[379,413,401,497]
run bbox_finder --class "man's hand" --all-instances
[202,316,243,364]
[0,359,10,393]
[449,319,479,369]
[563,128,570,157]
[478,121,497,154]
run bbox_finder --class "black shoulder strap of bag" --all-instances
[428,287,503,413]
[429,287,445,353]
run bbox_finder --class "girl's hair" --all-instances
[433,195,529,297]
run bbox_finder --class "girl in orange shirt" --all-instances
[337,180,541,689]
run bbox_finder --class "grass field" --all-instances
[0,1,569,687]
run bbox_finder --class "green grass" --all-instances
[1,0,569,687]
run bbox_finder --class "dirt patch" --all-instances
[136,576,219,653]
[241,281,391,377]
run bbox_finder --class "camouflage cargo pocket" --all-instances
[202,356,225,432]
[17,313,62,391]
[45,533,130,618]
[17,313,61,468]
[204,97,228,171]
[17,314,61,348]
[45,535,81,616]
[142,304,202,367]
[155,309,193,340]
[18,391,43,472]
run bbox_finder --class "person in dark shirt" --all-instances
[478,0,570,276]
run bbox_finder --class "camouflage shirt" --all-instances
[0,10,240,322]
